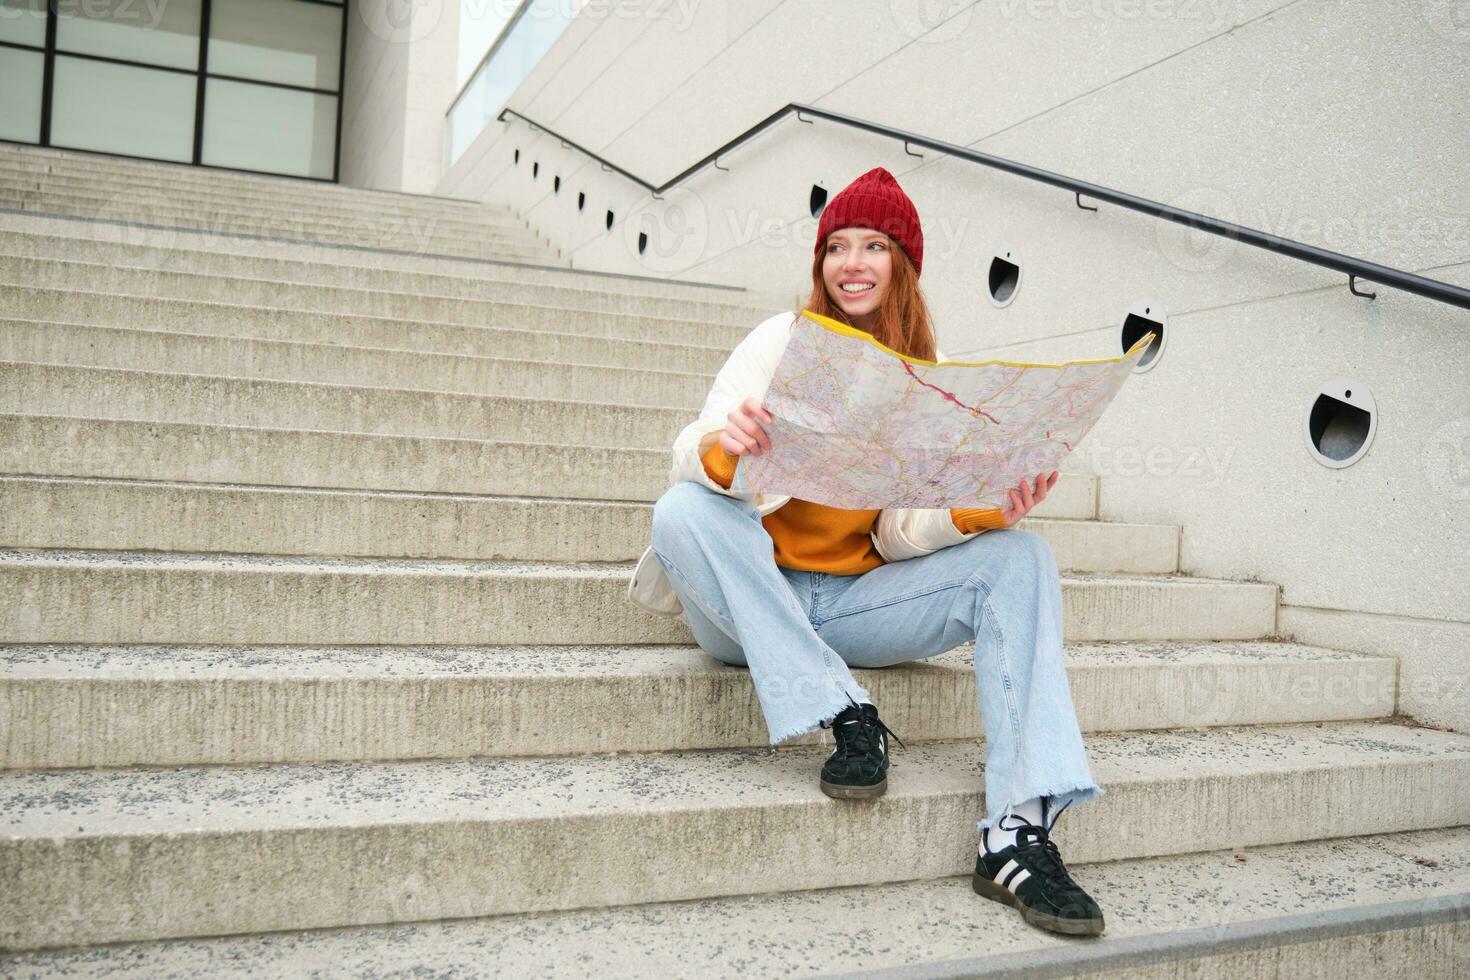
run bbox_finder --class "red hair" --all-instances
[795,232,938,362]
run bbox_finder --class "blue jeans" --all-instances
[649,481,1103,832]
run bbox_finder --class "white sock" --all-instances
[981,796,1048,854]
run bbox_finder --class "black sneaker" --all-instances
[818,694,905,800]
[972,802,1105,936]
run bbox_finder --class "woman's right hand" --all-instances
[719,397,774,457]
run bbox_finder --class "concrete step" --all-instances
[0,286,757,352]
[0,252,769,333]
[0,549,1278,646]
[0,215,783,309]
[0,476,1142,565]
[0,163,529,228]
[0,414,669,500]
[0,189,546,250]
[0,412,1103,518]
[0,146,508,219]
[1,314,728,386]
[1,720,1465,949]
[9,826,1461,976]
[0,361,695,447]
[0,199,555,262]
[0,255,763,333]
[0,226,779,316]
[0,641,1394,769]
[0,180,531,235]
[0,315,731,384]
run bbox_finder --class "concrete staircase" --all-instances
[2,145,1467,975]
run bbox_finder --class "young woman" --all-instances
[627,167,1106,937]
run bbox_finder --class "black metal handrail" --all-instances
[497,103,1470,312]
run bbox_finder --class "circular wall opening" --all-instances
[1120,300,1166,372]
[606,209,615,231]
[638,231,648,255]
[810,184,828,218]
[532,162,539,179]
[987,251,1021,307]
[578,191,586,212]
[1304,379,1376,468]
[513,148,520,165]
[554,176,561,193]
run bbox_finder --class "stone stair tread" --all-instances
[6,826,1465,977]
[0,639,1386,680]
[2,720,1464,837]
[0,547,1253,587]
[0,640,1395,769]
[0,217,787,307]
[0,474,653,509]
[0,317,733,363]
[0,348,715,399]
[0,236,776,311]
[0,281,760,337]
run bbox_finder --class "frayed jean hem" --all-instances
[764,680,872,747]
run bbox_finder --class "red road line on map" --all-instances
[902,361,1000,424]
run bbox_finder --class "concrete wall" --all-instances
[430,0,1469,728]
[340,0,461,194]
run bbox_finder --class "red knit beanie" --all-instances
[814,167,924,277]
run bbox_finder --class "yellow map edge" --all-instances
[799,308,1157,369]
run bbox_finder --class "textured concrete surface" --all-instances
[0,148,506,215]
[0,284,754,351]
[0,214,789,310]
[0,255,760,328]
[0,415,671,501]
[0,228,777,317]
[1,315,729,378]
[2,721,1468,949]
[0,360,699,447]
[0,641,1396,768]
[0,327,711,408]
[0,477,1155,566]
[4,826,1467,977]
[0,550,1276,646]
[0,188,536,242]
[0,198,547,261]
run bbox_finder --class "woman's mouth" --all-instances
[840,282,874,295]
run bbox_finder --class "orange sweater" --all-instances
[700,439,1009,574]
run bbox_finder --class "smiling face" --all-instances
[821,226,894,332]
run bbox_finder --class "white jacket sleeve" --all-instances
[872,507,981,561]
[669,311,796,503]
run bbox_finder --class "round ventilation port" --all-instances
[987,250,1021,307]
[810,184,828,218]
[1120,300,1166,372]
[1305,379,1376,468]
[606,209,615,231]
[554,176,561,193]
[578,191,586,212]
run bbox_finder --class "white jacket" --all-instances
[626,309,993,617]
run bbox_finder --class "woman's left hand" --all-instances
[1001,471,1059,527]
